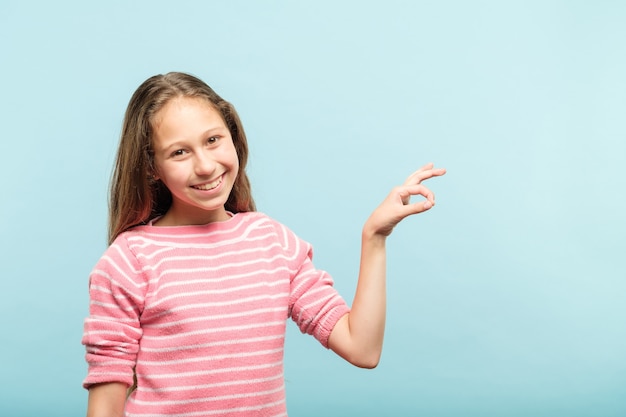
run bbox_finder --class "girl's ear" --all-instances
[147,149,159,181]
[148,170,160,182]
[149,161,160,181]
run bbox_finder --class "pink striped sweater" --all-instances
[82,212,350,416]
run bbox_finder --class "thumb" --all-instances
[404,199,433,214]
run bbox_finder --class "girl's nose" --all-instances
[194,151,217,176]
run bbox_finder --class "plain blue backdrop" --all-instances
[1,1,624,416]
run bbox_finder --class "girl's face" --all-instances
[151,96,239,226]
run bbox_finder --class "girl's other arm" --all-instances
[327,163,446,368]
[86,382,127,417]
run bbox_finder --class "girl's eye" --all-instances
[171,149,187,158]
[207,136,219,144]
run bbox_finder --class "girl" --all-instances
[82,72,446,417]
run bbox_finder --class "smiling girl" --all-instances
[82,72,446,417]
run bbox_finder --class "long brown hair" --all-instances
[108,72,255,244]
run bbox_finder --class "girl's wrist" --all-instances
[361,225,388,246]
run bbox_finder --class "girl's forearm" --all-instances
[329,229,388,368]
[351,230,388,363]
[86,382,127,417]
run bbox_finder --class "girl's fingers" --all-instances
[404,163,433,184]
[399,183,435,202]
[406,199,434,214]
[368,165,444,235]
[396,184,435,208]
[404,163,446,186]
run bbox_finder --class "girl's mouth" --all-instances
[191,176,222,191]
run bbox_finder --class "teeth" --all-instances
[193,177,222,190]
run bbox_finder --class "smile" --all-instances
[191,176,223,191]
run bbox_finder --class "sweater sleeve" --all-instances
[81,235,147,389]
[276,222,350,348]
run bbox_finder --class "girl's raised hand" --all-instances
[364,163,446,237]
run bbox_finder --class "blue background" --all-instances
[1,1,625,416]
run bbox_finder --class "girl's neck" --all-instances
[152,207,232,227]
